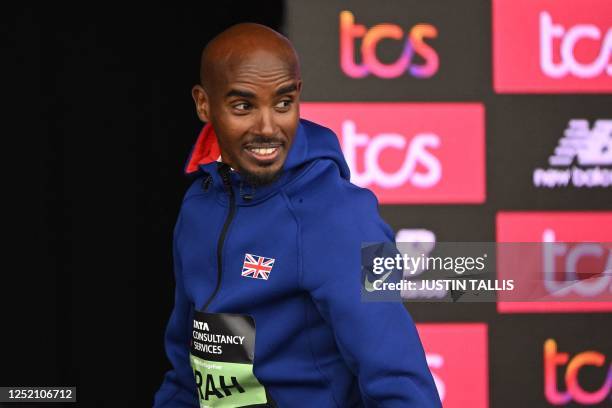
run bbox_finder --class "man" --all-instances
[153,23,440,407]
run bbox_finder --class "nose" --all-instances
[254,108,277,138]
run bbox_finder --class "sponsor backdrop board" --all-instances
[288,0,611,407]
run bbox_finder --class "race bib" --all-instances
[189,311,273,407]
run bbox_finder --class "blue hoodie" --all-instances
[153,119,441,407]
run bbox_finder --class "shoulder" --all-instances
[181,175,208,204]
[287,157,377,207]
[284,160,391,241]
[176,175,212,222]
[300,118,337,137]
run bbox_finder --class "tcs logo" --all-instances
[542,229,612,298]
[339,11,439,79]
[300,102,485,204]
[493,0,612,93]
[540,11,612,79]
[342,120,441,188]
[496,211,612,313]
[544,339,611,405]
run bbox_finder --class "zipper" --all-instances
[197,164,278,407]
[202,163,236,312]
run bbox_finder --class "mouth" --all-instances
[244,143,283,164]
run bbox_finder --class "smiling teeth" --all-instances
[250,147,276,155]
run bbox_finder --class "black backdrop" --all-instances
[3,3,283,406]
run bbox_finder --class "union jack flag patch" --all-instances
[241,253,275,280]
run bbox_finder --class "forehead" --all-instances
[218,49,297,91]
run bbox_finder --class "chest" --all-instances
[178,193,301,312]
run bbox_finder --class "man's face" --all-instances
[193,50,302,186]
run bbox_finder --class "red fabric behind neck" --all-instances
[186,123,221,174]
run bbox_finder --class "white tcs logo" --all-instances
[540,11,612,78]
[395,229,446,299]
[341,120,442,188]
[542,229,612,297]
[395,228,437,278]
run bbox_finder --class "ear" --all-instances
[191,85,210,123]
[296,79,303,95]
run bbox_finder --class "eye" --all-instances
[231,102,252,114]
[234,102,251,111]
[275,99,293,111]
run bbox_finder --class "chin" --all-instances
[241,165,283,187]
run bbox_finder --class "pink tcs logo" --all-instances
[544,339,611,405]
[493,0,612,93]
[300,103,485,204]
[417,323,488,408]
[339,10,439,79]
[496,212,612,313]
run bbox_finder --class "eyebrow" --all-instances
[225,89,255,99]
[275,83,298,96]
[224,83,298,99]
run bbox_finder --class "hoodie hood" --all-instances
[183,119,350,203]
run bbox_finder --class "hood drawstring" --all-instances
[217,162,232,192]
[217,162,255,201]
[201,172,212,192]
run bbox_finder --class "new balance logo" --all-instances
[241,253,275,280]
[533,119,612,188]
[549,119,612,166]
